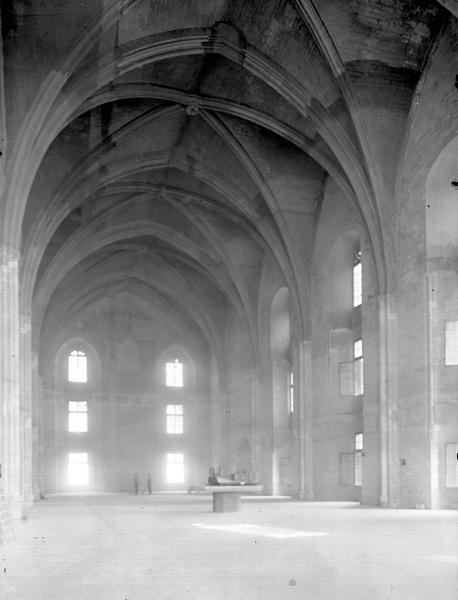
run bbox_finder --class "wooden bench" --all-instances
[188,484,263,512]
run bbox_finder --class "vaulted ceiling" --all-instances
[1,0,450,363]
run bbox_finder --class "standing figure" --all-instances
[208,466,217,485]
[133,472,139,495]
[147,473,152,495]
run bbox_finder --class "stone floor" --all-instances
[1,493,457,600]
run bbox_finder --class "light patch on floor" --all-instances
[192,522,329,538]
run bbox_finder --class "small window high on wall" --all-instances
[68,350,87,383]
[354,433,363,486]
[353,250,362,308]
[166,359,183,387]
[68,452,88,485]
[166,453,184,483]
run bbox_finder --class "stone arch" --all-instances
[3,25,383,296]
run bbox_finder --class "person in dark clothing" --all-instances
[147,473,152,495]
[133,473,139,495]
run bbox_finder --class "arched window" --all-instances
[353,249,362,308]
[68,350,87,383]
[165,359,183,387]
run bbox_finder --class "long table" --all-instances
[189,484,264,512]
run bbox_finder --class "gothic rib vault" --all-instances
[0,0,457,522]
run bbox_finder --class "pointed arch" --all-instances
[52,336,102,389]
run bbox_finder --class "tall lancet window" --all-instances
[288,371,294,413]
[166,359,183,387]
[354,339,364,396]
[353,249,362,308]
[68,350,87,383]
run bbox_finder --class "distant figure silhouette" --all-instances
[133,473,139,495]
[147,473,152,495]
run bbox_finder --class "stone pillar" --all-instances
[250,362,260,482]
[0,246,22,518]
[296,339,313,499]
[210,389,226,475]
[426,274,440,509]
[253,356,271,493]
[19,311,34,512]
[32,370,44,499]
[378,293,400,507]
[271,353,289,495]
[252,359,272,489]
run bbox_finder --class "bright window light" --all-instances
[166,359,183,387]
[166,453,184,483]
[68,452,88,485]
[354,339,363,359]
[354,358,364,396]
[354,433,363,486]
[355,432,364,451]
[166,404,183,434]
[68,350,87,383]
[353,251,362,308]
[445,321,458,365]
[68,401,88,433]
[288,371,294,413]
[354,339,364,395]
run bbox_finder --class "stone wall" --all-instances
[311,176,381,503]
[395,22,458,508]
[40,294,211,494]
